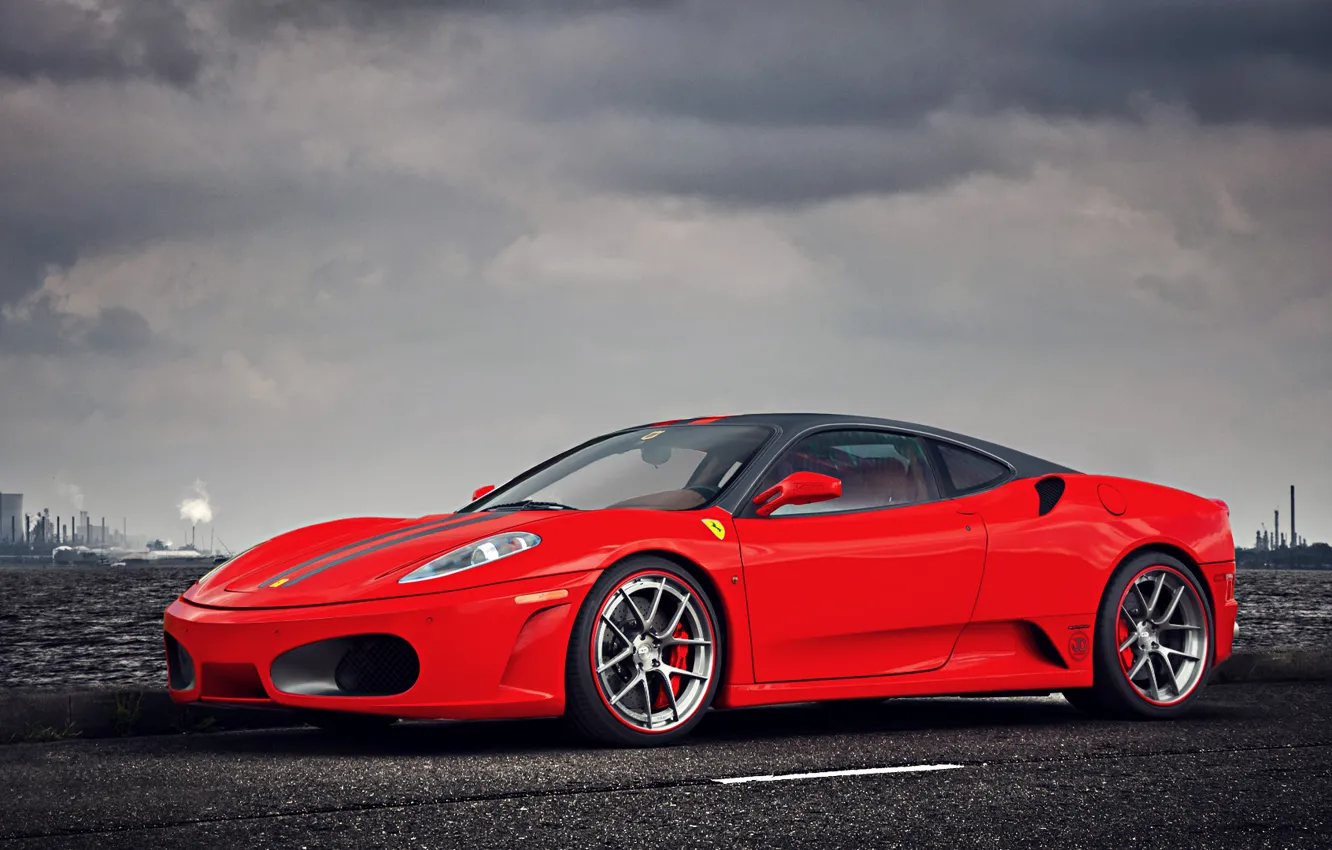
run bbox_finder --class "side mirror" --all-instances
[752,472,842,517]
[471,484,496,501]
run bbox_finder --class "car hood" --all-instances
[183,511,562,609]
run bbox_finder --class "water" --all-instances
[0,564,1328,691]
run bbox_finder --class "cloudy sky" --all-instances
[1,0,1329,549]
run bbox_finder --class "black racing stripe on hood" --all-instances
[259,514,479,588]
[276,514,504,588]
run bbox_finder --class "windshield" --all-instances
[466,425,774,512]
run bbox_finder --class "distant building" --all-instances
[0,493,22,543]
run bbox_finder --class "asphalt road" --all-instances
[1,682,1329,849]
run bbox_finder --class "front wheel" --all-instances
[1062,552,1214,719]
[564,557,722,746]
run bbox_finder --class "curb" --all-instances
[1210,647,1332,685]
[2,648,1329,744]
[0,688,305,744]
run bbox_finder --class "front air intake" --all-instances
[1035,476,1066,516]
[270,634,420,697]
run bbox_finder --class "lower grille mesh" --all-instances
[334,636,420,696]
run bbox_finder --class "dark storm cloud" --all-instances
[0,300,157,357]
[517,0,1332,131]
[582,123,1023,206]
[0,167,301,309]
[0,0,202,86]
[222,0,676,33]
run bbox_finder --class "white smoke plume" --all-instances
[178,479,214,524]
[56,479,85,510]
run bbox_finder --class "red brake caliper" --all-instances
[651,622,691,710]
[1116,615,1133,671]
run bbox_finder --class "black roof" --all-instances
[648,412,1079,479]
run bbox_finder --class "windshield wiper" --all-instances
[481,500,581,512]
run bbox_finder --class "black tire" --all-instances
[301,710,399,735]
[1062,551,1215,719]
[564,555,723,747]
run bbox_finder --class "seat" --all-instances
[851,456,913,506]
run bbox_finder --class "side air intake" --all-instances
[1035,476,1065,516]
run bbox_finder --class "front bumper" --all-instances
[163,571,595,720]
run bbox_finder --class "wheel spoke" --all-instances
[1146,655,1162,700]
[1147,573,1166,619]
[610,670,645,706]
[661,592,692,636]
[660,664,707,681]
[664,636,712,647]
[640,673,654,729]
[1155,584,1186,625]
[1158,645,1200,664]
[646,577,667,628]
[1158,623,1201,632]
[1118,633,1138,653]
[619,587,650,635]
[1126,650,1149,679]
[653,668,681,723]
[601,614,633,648]
[597,646,634,673]
[1155,648,1187,694]
[1153,647,1177,682]
[1133,581,1152,617]
[1120,605,1142,631]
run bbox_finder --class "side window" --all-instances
[756,430,940,516]
[933,442,1011,494]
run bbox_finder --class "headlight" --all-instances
[398,532,541,584]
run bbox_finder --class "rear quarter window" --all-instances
[934,442,1012,494]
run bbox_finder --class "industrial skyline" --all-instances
[1,481,1325,560]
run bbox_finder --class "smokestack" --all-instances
[25,514,30,546]
[1290,485,1296,549]
[1275,510,1280,548]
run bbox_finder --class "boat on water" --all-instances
[49,545,224,568]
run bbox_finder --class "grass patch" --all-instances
[113,692,142,737]
[23,722,81,743]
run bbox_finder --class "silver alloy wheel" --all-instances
[592,573,716,732]
[1117,567,1209,705]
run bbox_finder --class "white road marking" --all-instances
[714,763,965,784]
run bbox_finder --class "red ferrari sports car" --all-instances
[164,413,1238,746]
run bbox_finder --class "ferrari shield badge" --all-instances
[701,519,726,540]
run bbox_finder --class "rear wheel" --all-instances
[564,557,722,746]
[1062,552,1214,718]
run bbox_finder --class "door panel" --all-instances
[735,504,987,683]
